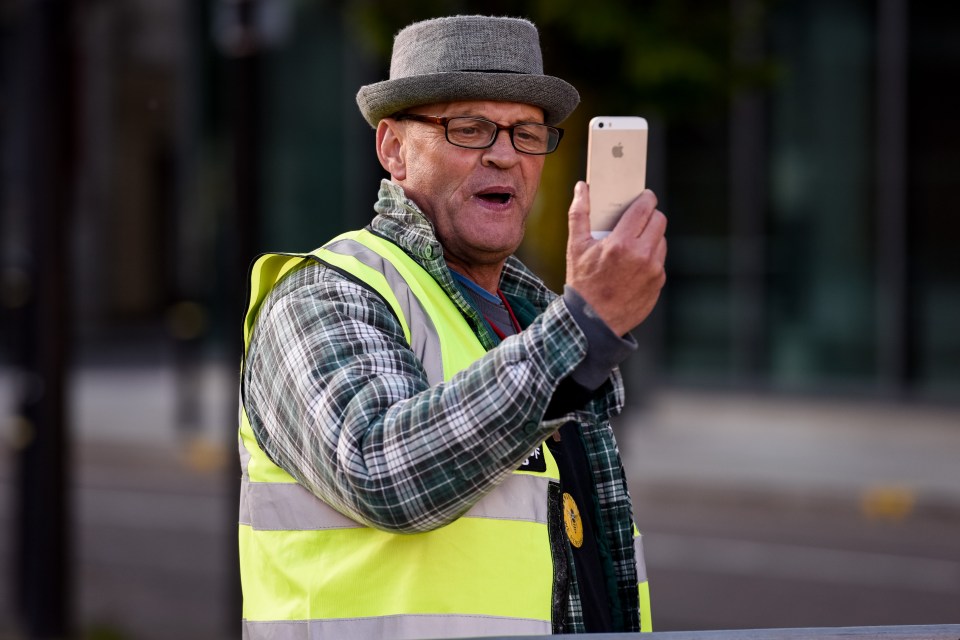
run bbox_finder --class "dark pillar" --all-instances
[215,0,265,632]
[875,0,911,393]
[729,0,769,380]
[12,0,77,637]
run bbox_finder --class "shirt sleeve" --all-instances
[562,285,638,390]
[243,261,590,534]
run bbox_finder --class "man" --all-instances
[239,14,667,639]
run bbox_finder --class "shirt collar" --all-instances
[371,179,444,264]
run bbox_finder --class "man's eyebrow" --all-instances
[446,113,547,124]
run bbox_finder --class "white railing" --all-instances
[481,625,960,639]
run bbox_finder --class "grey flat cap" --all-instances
[356,15,580,127]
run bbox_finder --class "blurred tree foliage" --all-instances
[340,0,778,287]
[345,0,777,121]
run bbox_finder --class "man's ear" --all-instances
[376,119,406,180]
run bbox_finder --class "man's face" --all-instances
[386,100,547,275]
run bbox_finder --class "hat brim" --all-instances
[356,71,580,128]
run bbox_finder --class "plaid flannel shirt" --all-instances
[242,179,641,633]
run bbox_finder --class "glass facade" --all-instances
[767,0,876,387]
[0,2,958,636]
[2,0,957,402]
[658,0,959,401]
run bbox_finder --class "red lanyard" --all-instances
[484,290,522,340]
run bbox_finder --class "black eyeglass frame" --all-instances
[393,113,564,155]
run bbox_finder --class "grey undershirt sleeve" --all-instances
[562,285,638,390]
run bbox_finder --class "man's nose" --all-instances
[483,129,521,165]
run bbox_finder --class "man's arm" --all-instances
[544,183,666,416]
[243,262,591,534]
[566,183,667,337]
[542,286,637,418]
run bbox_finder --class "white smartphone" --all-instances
[586,116,648,239]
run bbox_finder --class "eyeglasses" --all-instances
[393,114,564,155]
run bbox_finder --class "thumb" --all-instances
[567,181,591,245]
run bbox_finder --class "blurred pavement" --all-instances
[617,389,960,630]
[3,363,956,507]
[618,389,960,519]
[1,364,959,637]
[3,364,957,512]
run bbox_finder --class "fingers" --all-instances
[608,189,659,242]
[639,209,668,253]
[651,213,669,292]
[654,228,668,266]
[637,209,668,288]
[567,184,665,261]
[567,181,591,243]
[563,185,667,336]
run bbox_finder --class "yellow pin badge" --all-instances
[562,492,583,548]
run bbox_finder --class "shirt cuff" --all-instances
[562,285,638,390]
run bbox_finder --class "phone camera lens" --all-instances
[598,122,604,128]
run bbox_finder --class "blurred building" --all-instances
[658,1,959,402]
[1,0,377,362]
[3,0,957,400]
[0,0,958,637]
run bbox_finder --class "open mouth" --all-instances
[477,192,512,205]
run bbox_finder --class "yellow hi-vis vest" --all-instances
[239,229,651,639]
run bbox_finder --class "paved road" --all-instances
[634,489,960,631]
[1,365,959,637]
[0,440,233,640]
[3,436,956,638]
[618,390,960,631]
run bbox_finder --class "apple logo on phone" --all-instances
[612,143,624,158]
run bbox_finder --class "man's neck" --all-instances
[446,262,503,295]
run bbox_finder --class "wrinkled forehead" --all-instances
[402,99,546,123]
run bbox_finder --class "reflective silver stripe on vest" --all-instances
[239,472,552,531]
[243,613,550,640]
[238,421,251,477]
[323,238,445,386]
[634,531,648,583]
